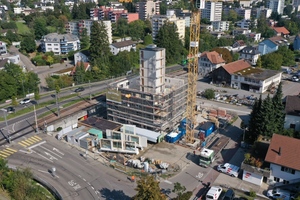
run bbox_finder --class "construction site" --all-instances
[106,44,188,133]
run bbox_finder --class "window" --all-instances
[234,75,238,79]
[112,132,121,140]
[113,141,121,148]
[281,166,295,174]
[274,177,280,182]
[290,124,296,129]
[283,180,289,184]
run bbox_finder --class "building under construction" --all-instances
[106,44,187,132]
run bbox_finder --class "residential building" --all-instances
[231,67,281,93]
[90,6,138,23]
[0,58,9,70]
[240,0,251,7]
[198,51,225,76]
[252,6,272,19]
[74,51,89,65]
[136,0,160,20]
[232,40,246,52]
[0,53,20,64]
[293,0,300,11]
[201,1,223,22]
[267,0,285,14]
[265,134,300,186]
[238,46,260,65]
[65,20,112,44]
[212,59,251,87]
[246,32,261,42]
[0,41,7,55]
[235,8,251,20]
[210,31,226,39]
[236,19,251,29]
[293,34,300,50]
[109,40,136,55]
[211,21,229,31]
[258,36,289,55]
[200,24,213,32]
[151,10,185,41]
[174,9,191,27]
[284,95,300,131]
[41,33,80,55]
[106,44,187,132]
[272,26,290,37]
[232,28,251,36]
[71,62,91,76]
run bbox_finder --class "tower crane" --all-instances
[185,0,201,143]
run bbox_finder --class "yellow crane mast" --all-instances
[185,0,201,144]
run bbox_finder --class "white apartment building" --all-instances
[240,0,251,7]
[236,19,251,29]
[211,21,229,31]
[267,0,285,14]
[65,20,112,44]
[41,33,80,55]
[293,0,300,11]
[151,10,185,41]
[0,41,7,55]
[252,6,272,19]
[136,0,159,20]
[201,1,223,22]
[235,8,251,20]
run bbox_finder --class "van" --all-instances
[222,189,235,200]
[206,186,222,200]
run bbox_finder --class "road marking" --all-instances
[40,146,62,158]
[31,150,53,163]
[83,178,86,181]
[53,148,64,155]
[38,170,49,174]
[87,182,91,185]
[164,180,172,184]
[18,142,27,147]
[6,148,17,152]
[0,153,7,158]
[28,141,46,149]
[20,141,31,146]
[12,123,15,132]
[19,149,32,154]
[0,151,10,156]
[91,186,94,190]
[26,138,37,143]
[44,152,58,160]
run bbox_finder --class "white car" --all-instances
[267,188,291,200]
[20,98,31,105]
[292,76,299,82]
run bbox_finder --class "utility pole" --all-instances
[55,85,60,117]
[89,80,91,101]
[1,109,10,143]
[34,105,39,134]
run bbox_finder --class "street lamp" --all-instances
[1,109,10,143]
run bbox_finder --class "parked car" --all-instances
[20,98,31,105]
[267,188,291,200]
[206,186,223,200]
[292,76,299,82]
[217,163,240,177]
[6,106,15,114]
[75,87,85,93]
[222,189,235,200]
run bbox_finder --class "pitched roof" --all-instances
[222,59,251,74]
[273,26,290,35]
[266,36,289,46]
[71,62,90,75]
[284,95,300,116]
[111,40,136,48]
[235,40,246,46]
[200,51,225,64]
[265,134,300,171]
[239,46,260,55]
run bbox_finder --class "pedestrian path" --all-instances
[18,136,42,148]
[0,147,17,159]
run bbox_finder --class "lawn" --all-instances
[16,22,30,34]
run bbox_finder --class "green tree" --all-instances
[134,176,166,200]
[20,37,36,53]
[74,63,86,84]
[33,17,48,39]
[71,3,79,19]
[204,89,215,99]
[272,82,285,134]
[248,95,263,143]
[256,56,262,68]
[116,18,128,37]
[46,56,54,67]
[172,182,186,200]
[261,53,283,70]
[128,20,145,40]
[277,46,296,66]
[159,1,167,15]
[89,21,111,79]
[80,28,90,49]
[143,34,153,45]
[155,22,186,64]
[260,94,275,137]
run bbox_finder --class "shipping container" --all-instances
[199,122,215,137]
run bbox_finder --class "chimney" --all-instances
[278,147,281,156]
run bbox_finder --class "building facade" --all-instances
[106,44,187,132]
[109,40,136,55]
[201,1,223,22]
[211,21,229,31]
[239,46,260,65]
[198,51,225,76]
[41,33,80,55]
[0,41,7,55]
[136,0,160,20]
[151,10,185,41]
[267,0,285,14]
[90,6,138,23]
[235,8,251,20]
[284,95,300,132]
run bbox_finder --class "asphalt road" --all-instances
[6,135,136,200]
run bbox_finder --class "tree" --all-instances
[277,46,296,66]
[260,94,275,137]
[172,182,186,200]
[71,3,79,19]
[89,21,111,79]
[116,18,128,37]
[33,17,48,39]
[155,22,186,64]
[272,82,285,134]
[261,53,283,70]
[143,34,153,45]
[256,56,262,68]
[248,95,263,143]
[128,20,146,40]
[212,48,233,63]
[20,37,36,53]
[46,56,54,67]
[204,89,215,100]
[79,28,90,49]
[134,175,166,200]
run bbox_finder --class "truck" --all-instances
[199,136,230,167]
[217,163,240,177]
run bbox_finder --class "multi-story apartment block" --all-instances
[0,41,7,55]
[151,10,185,41]
[251,6,272,19]
[41,33,80,55]
[201,1,223,22]
[136,0,160,20]
[235,8,251,20]
[106,44,187,132]
[236,19,251,29]
[240,0,251,8]
[267,0,285,14]
[90,6,138,23]
[211,21,229,31]
[65,20,112,44]
[174,9,191,27]
[293,0,300,11]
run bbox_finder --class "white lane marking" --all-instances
[44,152,58,160]
[38,170,49,174]
[40,146,62,158]
[28,141,46,149]
[164,180,172,184]
[87,182,91,185]
[83,178,86,181]
[19,149,33,154]
[91,186,94,190]
[53,148,64,155]
[12,123,15,132]
[31,150,53,163]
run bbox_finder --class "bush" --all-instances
[179,191,193,200]
[204,89,215,99]
[249,190,256,197]
[56,127,62,132]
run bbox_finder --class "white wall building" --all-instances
[235,8,251,20]
[136,0,159,20]
[151,10,185,41]
[41,33,80,55]
[0,41,7,55]
[211,21,229,31]
[238,46,260,65]
[198,51,225,75]
[201,1,223,22]
[267,0,285,14]
[109,40,136,55]
[284,95,300,132]
[240,0,251,7]
[236,19,251,29]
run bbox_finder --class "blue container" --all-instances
[201,141,206,147]
[166,132,181,143]
[180,118,187,128]
[199,122,215,138]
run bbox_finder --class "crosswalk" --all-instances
[18,136,42,148]
[0,148,17,159]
